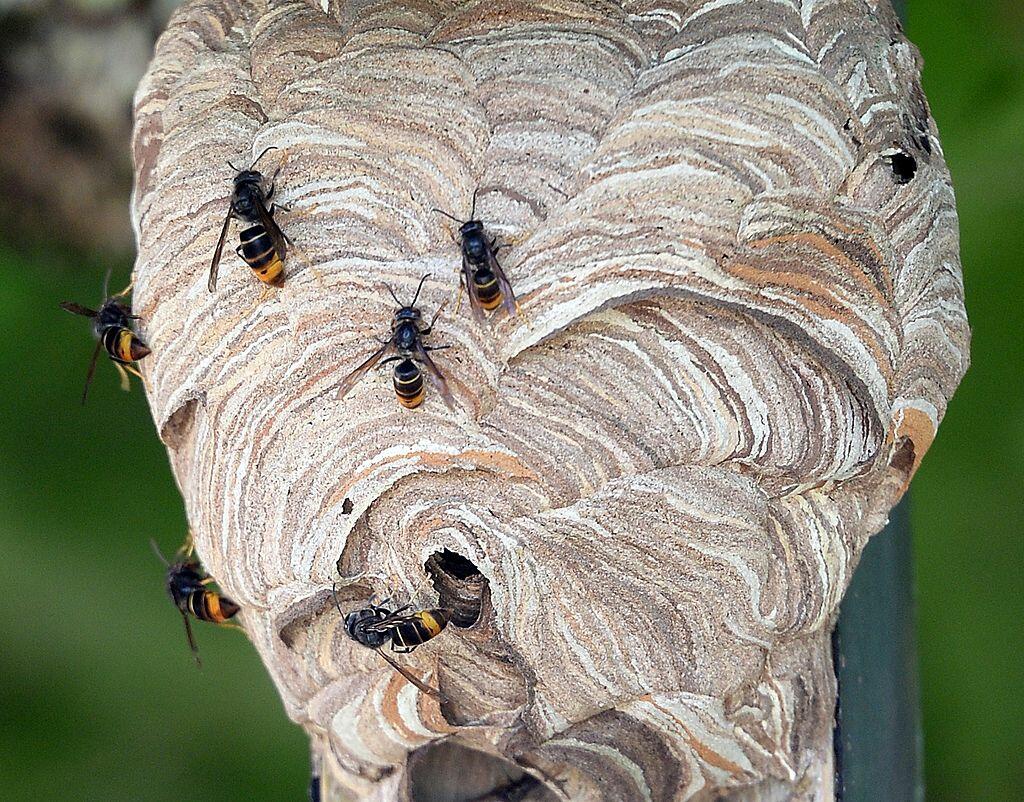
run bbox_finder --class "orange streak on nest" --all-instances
[376,669,456,737]
[750,231,892,304]
[887,405,936,489]
[642,696,748,776]
[325,449,540,511]
[724,253,894,385]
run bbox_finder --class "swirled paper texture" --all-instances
[131,0,969,798]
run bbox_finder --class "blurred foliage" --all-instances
[0,250,308,800]
[908,4,1024,800]
[0,0,176,254]
[0,1,1020,800]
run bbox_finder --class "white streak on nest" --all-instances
[546,738,656,802]
[396,682,436,740]
[132,0,970,797]
[330,695,384,766]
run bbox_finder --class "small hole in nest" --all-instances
[888,151,917,183]
[890,436,916,475]
[433,549,482,580]
[160,397,200,452]
[278,588,349,651]
[425,549,486,629]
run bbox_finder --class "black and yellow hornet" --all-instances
[60,270,150,404]
[151,537,240,666]
[435,190,517,322]
[209,146,293,292]
[338,592,452,699]
[335,274,454,410]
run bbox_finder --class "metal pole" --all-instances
[833,495,924,801]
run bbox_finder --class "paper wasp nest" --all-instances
[131,0,968,799]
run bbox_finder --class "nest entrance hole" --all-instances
[425,549,486,629]
[407,741,555,802]
[888,151,918,183]
[432,549,481,580]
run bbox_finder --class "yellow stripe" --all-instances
[255,256,283,285]
[116,330,135,361]
[207,593,224,622]
[397,388,425,408]
[418,611,442,638]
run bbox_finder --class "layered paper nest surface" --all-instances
[131,0,969,799]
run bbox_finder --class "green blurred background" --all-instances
[0,2,1020,800]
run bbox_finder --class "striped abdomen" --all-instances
[101,326,151,364]
[390,609,449,651]
[187,590,240,624]
[393,358,425,409]
[239,225,284,286]
[472,267,502,311]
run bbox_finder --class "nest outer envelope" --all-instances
[130,0,969,799]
